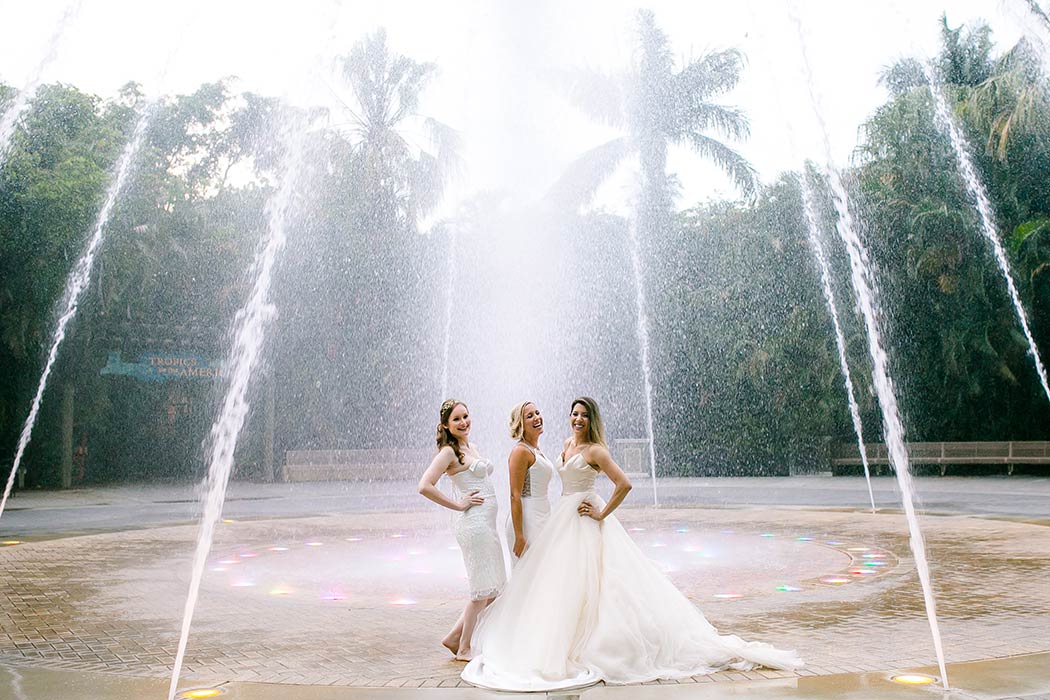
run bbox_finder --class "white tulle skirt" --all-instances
[462,491,804,691]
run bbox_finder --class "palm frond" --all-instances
[674,103,750,142]
[674,48,746,101]
[545,137,630,210]
[680,132,757,198]
[547,67,626,129]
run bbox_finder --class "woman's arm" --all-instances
[418,447,482,512]
[508,444,534,557]
[579,445,632,521]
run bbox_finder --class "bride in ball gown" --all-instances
[462,396,803,691]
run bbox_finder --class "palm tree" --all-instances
[334,29,462,231]
[550,9,757,228]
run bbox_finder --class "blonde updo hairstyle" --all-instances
[509,401,535,440]
[436,398,467,465]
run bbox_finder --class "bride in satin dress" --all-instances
[462,396,803,691]
[506,401,554,560]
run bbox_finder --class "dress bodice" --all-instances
[519,444,553,499]
[449,458,496,497]
[558,453,597,495]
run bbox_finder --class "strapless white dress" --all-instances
[506,443,553,560]
[462,453,803,691]
[448,458,506,601]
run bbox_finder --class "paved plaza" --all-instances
[1,476,1049,698]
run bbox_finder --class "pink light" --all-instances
[390,598,417,606]
[713,593,743,599]
[322,593,346,601]
[820,576,849,585]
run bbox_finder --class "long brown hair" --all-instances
[436,399,467,465]
[571,396,607,447]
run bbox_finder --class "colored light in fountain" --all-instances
[675,527,689,533]
[390,533,406,539]
[1,540,21,545]
[178,690,225,699]
[862,553,886,559]
[390,598,417,606]
[269,587,292,596]
[322,593,346,601]
[346,537,363,542]
[231,580,255,588]
[863,561,887,567]
[760,533,776,538]
[628,527,645,532]
[218,559,239,565]
[210,567,228,573]
[712,593,743,599]
[222,519,236,524]
[238,551,257,558]
[820,576,850,585]
[891,674,937,685]
[796,537,813,541]
[847,547,869,552]
[776,585,802,592]
[305,541,323,547]
[826,541,844,546]
[268,546,289,552]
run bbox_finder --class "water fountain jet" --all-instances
[790,4,950,687]
[0,103,155,521]
[167,116,306,700]
[921,62,1050,405]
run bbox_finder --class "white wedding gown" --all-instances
[506,443,553,561]
[461,453,803,691]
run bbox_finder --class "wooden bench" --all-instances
[831,441,1050,476]
[282,449,433,482]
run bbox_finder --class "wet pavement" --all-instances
[1,477,1049,698]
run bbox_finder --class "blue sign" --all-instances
[100,351,223,383]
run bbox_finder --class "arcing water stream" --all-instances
[791,6,950,687]
[167,119,306,700]
[798,175,876,512]
[0,104,154,521]
[921,62,1050,405]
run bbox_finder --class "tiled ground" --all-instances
[1,507,1048,689]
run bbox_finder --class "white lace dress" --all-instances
[448,457,506,601]
[506,443,553,561]
[462,453,803,691]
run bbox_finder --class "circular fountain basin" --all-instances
[199,522,853,607]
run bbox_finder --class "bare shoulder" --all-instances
[584,443,611,462]
[509,443,535,465]
[435,445,458,469]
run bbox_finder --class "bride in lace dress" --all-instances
[462,397,803,691]
[506,401,554,560]
[418,399,506,661]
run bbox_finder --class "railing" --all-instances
[831,441,1050,476]
[283,448,433,482]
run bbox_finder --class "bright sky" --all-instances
[0,0,1040,211]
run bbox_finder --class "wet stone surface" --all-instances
[1,507,1048,688]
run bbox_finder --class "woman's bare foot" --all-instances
[453,648,472,662]
[441,635,459,655]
